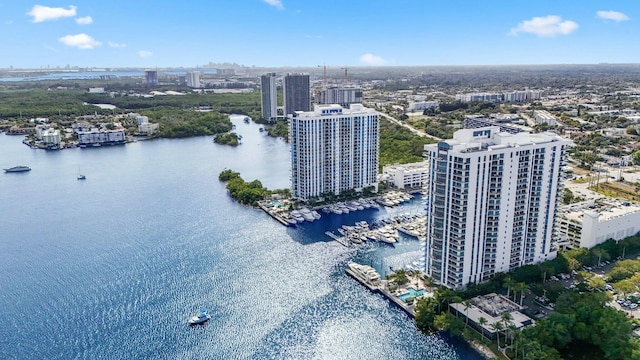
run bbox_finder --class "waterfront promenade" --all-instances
[346,265,498,360]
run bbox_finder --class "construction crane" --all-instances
[340,66,348,86]
[317,64,327,90]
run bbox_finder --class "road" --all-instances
[379,112,443,141]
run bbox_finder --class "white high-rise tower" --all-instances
[289,104,379,201]
[423,127,571,288]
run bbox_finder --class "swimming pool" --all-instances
[398,288,425,302]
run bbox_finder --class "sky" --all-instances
[0,1,638,68]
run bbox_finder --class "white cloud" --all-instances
[510,15,578,37]
[75,16,93,25]
[58,33,101,49]
[27,5,77,23]
[597,10,630,22]
[359,53,386,66]
[108,41,126,48]
[262,0,284,10]
[138,50,153,58]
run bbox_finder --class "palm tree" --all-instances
[463,300,472,328]
[491,321,504,347]
[504,277,516,299]
[515,282,528,306]
[478,316,488,341]
[501,312,513,329]
[507,324,518,347]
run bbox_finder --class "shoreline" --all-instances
[346,266,497,360]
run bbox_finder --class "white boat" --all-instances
[4,165,31,173]
[347,262,381,285]
[332,206,343,215]
[300,208,315,221]
[188,309,211,325]
[311,210,321,219]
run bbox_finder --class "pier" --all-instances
[345,267,418,319]
[325,231,350,247]
[257,203,291,226]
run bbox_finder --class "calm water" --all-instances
[0,118,481,359]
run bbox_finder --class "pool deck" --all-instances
[257,202,291,226]
[347,267,497,360]
[345,267,416,318]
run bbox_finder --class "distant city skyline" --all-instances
[1,1,637,68]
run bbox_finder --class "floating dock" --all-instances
[325,231,350,247]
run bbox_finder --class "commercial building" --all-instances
[145,70,158,85]
[464,114,531,134]
[423,127,571,288]
[380,162,429,189]
[556,199,640,250]
[407,101,439,112]
[289,104,379,201]
[450,293,533,340]
[503,90,542,102]
[283,74,310,116]
[186,71,201,88]
[455,90,541,103]
[533,110,557,126]
[77,128,126,147]
[315,87,363,107]
[260,72,278,122]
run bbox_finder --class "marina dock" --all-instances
[345,267,417,318]
[257,203,291,226]
[325,231,350,247]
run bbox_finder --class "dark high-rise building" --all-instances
[145,70,158,85]
[260,73,277,122]
[283,74,310,116]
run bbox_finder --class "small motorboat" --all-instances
[188,309,211,325]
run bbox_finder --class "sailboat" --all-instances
[77,168,86,180]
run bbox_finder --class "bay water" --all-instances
[0,118,481,359]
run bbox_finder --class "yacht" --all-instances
[4,165,31,173]
[347,262,381,285]
[299,208,315,221]
[188,309,211,325]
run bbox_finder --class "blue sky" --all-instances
[0,1,638,68]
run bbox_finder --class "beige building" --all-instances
[557,199,640,249]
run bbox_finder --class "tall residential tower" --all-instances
[283,74,310,116]
[260,73,278,122]
[315,87,363,108]
[289,104,379,201]
[423,127,571,288]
